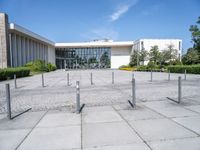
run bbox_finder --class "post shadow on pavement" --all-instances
[166,76,182,104]
[5,83,31,120]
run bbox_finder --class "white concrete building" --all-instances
[0,13,182,69]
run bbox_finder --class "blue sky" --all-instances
[0,0,199,52]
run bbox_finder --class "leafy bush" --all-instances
[0,67,30,81]
[119,65,136,71]
[25,60,56,72]
[167,65,200,74]
[47,63,57,72]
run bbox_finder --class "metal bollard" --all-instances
[42,73,44,87]
[5,84,12,119]
[112,72,114,84]
[132,78,136,106]
[90,72,93,85]
[178,76,182,103]
[184,70,187,80]
[132,72,134,79]
[76,81,80,113]
[14,74,17,89]
[67,73,70,86]
[150,70,153,82]
[168,70,170,81]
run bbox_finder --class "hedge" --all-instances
[0,67,30,81]
[167,65,200,74]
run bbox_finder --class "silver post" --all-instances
[132,72,134,79]
[42,73,44,87]
[178,76,182,103]
[67,73,70,86]
[112,72,114,84]
[14,74,17,89]
[168,70,170,81]
[91,72,93,85]
[5,84,12,119]
[76,81,80,113]
[132,78,136,106]
[150,70,153,82]
[184,69,187,80]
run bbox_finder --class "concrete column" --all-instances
[17,35,22,66]
[13,33,17,67]
[0,13,10,68]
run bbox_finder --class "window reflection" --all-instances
[55,47,111,69]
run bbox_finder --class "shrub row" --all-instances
[167,65,200,74]
[0,67,30,81]
[25,60,56,72]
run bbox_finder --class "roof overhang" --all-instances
[9,23,55,46]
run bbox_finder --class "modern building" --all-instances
[0,13,182,69]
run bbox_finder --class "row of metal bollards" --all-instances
[150,69,187,82]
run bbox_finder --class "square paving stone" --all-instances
[185,105,200,113]
[148,106,199,118]
[83,110,122,123]
[37,111,80,127]
[173,116,200,134]
[83,122,142,148]
[83,106,114,112]
[18,126,81,150]
[130,118,197,141]
[0,129,30,150]
[148,137,200,150]
[84,143,151,150]
[119,108,163,121]
[0,111,46,130]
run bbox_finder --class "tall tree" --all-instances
[129,50,139,67]
[189,16,200,52]
[149,45,161,64]
[139,49,149,65]
[182,48,199,65]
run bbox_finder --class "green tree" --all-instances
[189,16,200,52]
[149,45,161,65]
[162,44,178,64]
[182,48,199,65]
[139,49,149,65]
[129,50,139,67]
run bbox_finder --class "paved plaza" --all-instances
[0,69,200,149]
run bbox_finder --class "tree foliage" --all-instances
[189,16,200,52]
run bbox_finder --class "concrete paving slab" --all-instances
[83,122,142,148]
[37,111,80,127]
[18,126,81,150]
[118,107,163,121]
[130,118,197,141]
[0,111,46,130]
[0,129,30,150]
[173,116,200,134]
[84,143,151,150]
[83,110,122,123]
[83,106,114,112]
[148,137,200,150]
[185,105,200,113]
[148,106,199,118]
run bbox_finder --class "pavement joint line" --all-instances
[15,110,49,150]
[112,105,153,150]
[183,107,200,115]
[143,105,200,137]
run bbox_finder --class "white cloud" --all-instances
[110,5,129,21]
[109,0,138,22]
[91,28,119,40]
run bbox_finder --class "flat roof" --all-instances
[55,41,134,48]
[9,23,55,46]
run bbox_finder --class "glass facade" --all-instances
[55,47,111,69]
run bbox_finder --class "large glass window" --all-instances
[55,47,111,69]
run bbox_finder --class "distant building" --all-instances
[132,39,182,65]
[0,13,182,69]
